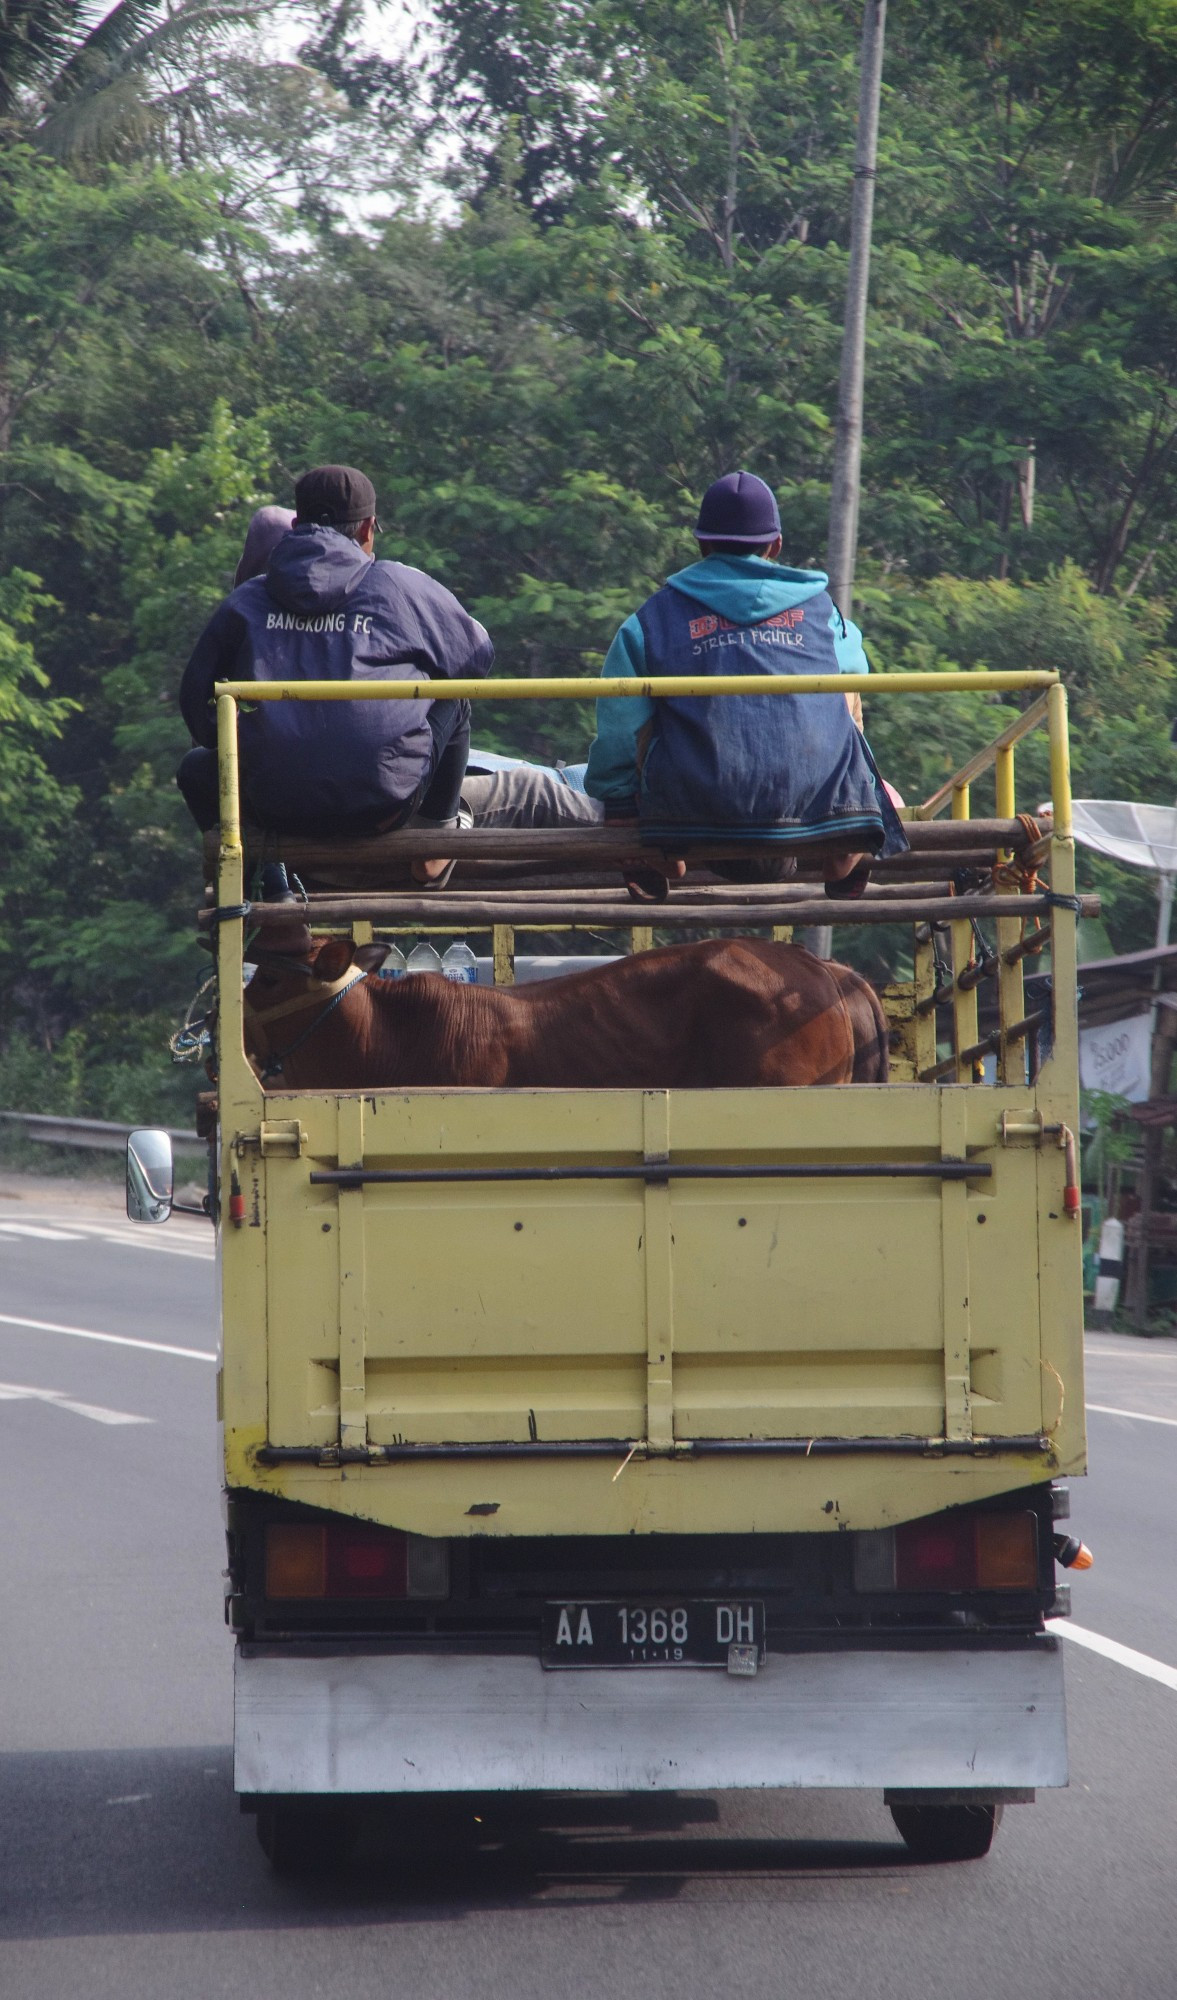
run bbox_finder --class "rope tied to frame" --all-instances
[169,973,217,1065]
[991,813,1051,957]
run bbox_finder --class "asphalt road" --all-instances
[1,1178,1175,2000]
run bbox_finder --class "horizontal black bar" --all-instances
[255,1431,1048,1466]
[689,1434,1049,1458]
[309,1160,993,1189]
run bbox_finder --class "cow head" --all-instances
[242,926,387,1080]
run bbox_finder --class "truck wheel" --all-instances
[255,1799,360,1875]
[889,1800,1002,1862]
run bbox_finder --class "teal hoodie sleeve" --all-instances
[830,607,870,675]
[584,615,656,808]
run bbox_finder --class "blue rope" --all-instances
[260,971,367,1080]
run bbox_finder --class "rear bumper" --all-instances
[234,1638,1067,1797]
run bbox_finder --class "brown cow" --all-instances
[240,932,889,1091]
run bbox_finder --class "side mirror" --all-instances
[126,1129,175,1224]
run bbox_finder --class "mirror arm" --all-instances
[171,1199,210,1219]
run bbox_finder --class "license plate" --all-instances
[541,1599,764,1668]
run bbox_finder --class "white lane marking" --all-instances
[1086,1346,1177,1361]
[1052,1621,1177,1694]
[94,1236,213,1262]
[1087,1403,1177,1429]
[0,1381,150,1426]
[0,1222,85,1242]
[0,1312,215,1363]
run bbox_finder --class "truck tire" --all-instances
[889,1800,1002,1862]
[255,1799,360,1875]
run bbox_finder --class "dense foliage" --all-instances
[2,0,1177,1121]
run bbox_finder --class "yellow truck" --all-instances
[128,669,1091,1869]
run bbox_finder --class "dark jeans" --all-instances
[177,700,471,836]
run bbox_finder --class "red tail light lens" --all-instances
[896,1515,975,1591]
[328,1526,409,1597]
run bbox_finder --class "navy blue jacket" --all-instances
[585,556,905,855]
[180,527,493,827]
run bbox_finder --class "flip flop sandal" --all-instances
[623,865,671,904]
[825,860,872,900]
[410,804,473,890]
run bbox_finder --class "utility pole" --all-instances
[826,0,886,617]
[802,3,885,964]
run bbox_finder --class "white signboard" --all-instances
[1079,1011,1152,1104]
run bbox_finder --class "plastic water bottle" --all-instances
[406,939,444,976]
[378,944,408,980]
[441,940,478,984]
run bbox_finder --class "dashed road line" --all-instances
[0,1381,151,1425]
[0,1312,215,1363]
[1087,1403,1177,1429]
[0,1217,213,1260]
[1052,1621,1177,1695]
[0,1222,86,1242]
[1088,1352,1177,1368]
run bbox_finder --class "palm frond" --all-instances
[0,1,85,110]
[33,0,280,158]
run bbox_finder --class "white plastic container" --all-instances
[378,945,408,980]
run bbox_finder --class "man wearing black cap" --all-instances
[584,470,904,892]
[177,464,493,884]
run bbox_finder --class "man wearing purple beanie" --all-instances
[585,471,905,892]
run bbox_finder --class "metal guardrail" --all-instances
[0,1111,205,1158]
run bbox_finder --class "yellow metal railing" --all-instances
[214,669,1058,704]
[211,669,1079,1098]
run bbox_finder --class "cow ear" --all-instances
[314,936,356,983]
[354,943,390,974]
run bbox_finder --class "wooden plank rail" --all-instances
[202,817,1032,872]
[207,891,1099,933]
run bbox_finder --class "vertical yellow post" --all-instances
[912,927,938,1079]
[1048,680,1073,841]
[493,925,515,986]
[1038,679,1084,1422]
[1046,683,1078,1085]
[772,925,794,944]
[995,744,1026,1086]
[215,695,247,1093]
[951,783,979,1082]
[631,926,654,953]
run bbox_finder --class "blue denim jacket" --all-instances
[585,556,905,854]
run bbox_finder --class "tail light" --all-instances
[266,1522,449,1600]
[854,1510,1038,1593]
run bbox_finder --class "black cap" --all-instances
[694,471,781,544]
[293,464,377,527]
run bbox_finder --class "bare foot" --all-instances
[813,847,866,885]
[411,857,452,885]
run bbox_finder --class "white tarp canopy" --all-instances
[1070,800,1177,876]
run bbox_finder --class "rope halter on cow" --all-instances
[245,956,368,1081]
